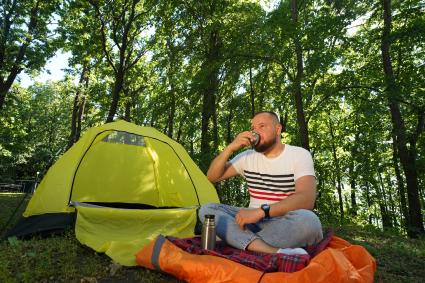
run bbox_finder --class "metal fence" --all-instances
[0,180,38,193]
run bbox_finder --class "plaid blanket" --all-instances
[167,229,333,273]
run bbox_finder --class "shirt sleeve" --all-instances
[294,148,316,180]
[229,150,250,176]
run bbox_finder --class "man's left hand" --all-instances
[235,208,265,229]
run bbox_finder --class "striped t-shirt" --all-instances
[230,144,315,208]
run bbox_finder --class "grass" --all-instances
[332,224,425,283]
[0,193,181,283]
[1,192,424,282]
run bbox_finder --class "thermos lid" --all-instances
[205,214,215,219]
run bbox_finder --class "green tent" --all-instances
[7,120,219,265]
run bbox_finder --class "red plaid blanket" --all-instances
[167,229,333,273]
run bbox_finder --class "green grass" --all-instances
[1,193,424,282]
[0,193,181,283]
[331,224,425,283]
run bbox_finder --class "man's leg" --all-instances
[199,203,260,250]
[256,209,323,249]
[199,205,322,252]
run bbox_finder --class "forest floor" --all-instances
[1,192,424,283]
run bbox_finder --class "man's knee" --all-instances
[292,209,323,241]
[198,202,218,221]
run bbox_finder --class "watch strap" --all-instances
[261,204,270,219]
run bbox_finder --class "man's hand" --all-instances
[235,208,265,229]
[207,131,257,183]
[228,131,258,152]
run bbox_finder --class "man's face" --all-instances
[250,113,281,152]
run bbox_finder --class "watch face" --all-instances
[261,204,270,218]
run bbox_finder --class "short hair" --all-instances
[252,111,280,124]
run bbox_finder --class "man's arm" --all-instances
[235,175,317,229]
[268,175,317,217]
[206,148,238,183]
[207,131,255,183]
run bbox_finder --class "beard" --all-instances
[254,137,277,153]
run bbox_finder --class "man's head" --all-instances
[250,111,282,153]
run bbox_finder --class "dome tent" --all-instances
[6,120,219,265]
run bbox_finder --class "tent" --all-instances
[6,120,219,265]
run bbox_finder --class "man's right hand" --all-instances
[206,131,255,183]
[227,131,257,152]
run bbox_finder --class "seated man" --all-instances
[199,111,323,254]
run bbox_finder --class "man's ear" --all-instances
[275,123,282,135]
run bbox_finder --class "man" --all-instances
[199,111,322,254]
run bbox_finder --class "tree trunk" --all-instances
[176,117,183,143]
[349,159,357,216]
[76,67,88,141]
[365,182,372,225]
[200,29,221,172]
[200,84,217,171]
[124,87,132,122]
[290,0,309,150]
[68,91,81,149]
[167,89,176,138]
[0,1,40,111]
[258,67,270,111]
[377,171,392,229]
[385,174,398,228]
[381,0,424,237]
[67,64,88,150]
[107,66,125,123]
[280,112,288,133]
[328,116,344,222]
[166,35,177,138]
[249,66,255,117]
[212,105,218,152]
[391,127,408,230]
[226,97,234,144]
[76,96,85,140]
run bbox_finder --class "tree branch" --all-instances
[411,111,425,149]
[0,0,18,72]
[5,0,40,88]
[88,0,117,74]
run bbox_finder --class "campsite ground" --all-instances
[1,192,424,283]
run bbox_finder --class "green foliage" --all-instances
[0,82,72,179]
[0,0,61,74]
[216,176,250,207]
[0,0,63,111]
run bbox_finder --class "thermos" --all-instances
[201,214,216,250]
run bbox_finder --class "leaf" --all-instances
[8,236,20,247]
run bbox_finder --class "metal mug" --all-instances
[250,131,260,148]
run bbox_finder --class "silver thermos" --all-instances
[201,214,216,250]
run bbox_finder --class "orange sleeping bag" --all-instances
[136,235,376,283]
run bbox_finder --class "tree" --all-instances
[0,0,60,111]
[0,81,72,180]
[380,0,424,237]
[87,0,156,122]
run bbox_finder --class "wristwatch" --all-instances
[260,204,271,219]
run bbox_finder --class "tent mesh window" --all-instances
[102,131,145,146]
